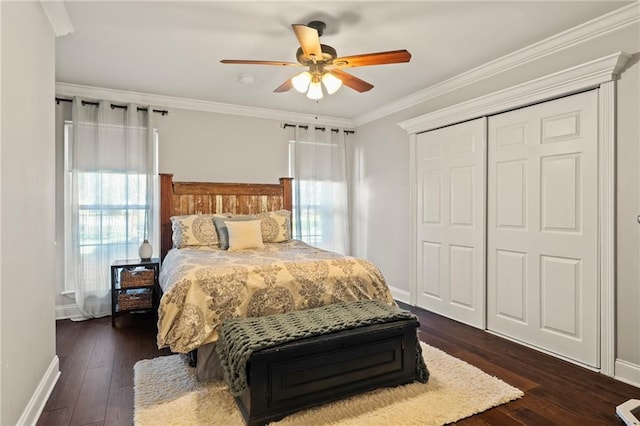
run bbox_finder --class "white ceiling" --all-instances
[55,1,631,120]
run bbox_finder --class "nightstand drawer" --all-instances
[120,269,155,288]
[118,289,153,310]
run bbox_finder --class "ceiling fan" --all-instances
[220,21,411,100]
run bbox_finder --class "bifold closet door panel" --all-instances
[415,117,486,328]
[487,90,599,367]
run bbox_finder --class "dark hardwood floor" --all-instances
[38,305,639,425]
[37,313,171,426]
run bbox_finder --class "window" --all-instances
[290,177,325,246]
[288,128,350,254]
[63,122,158,293]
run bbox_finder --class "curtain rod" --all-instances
[282,123,355,134]
[55,97,169,116]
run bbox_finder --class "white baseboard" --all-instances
[17,355,60,426]
[389,286,411,305]
[55,303,80,320]
[615,359,640,388]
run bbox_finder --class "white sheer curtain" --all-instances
[69,98,156,319]
[290,125,350,254]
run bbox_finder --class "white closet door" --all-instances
[487,90,599,367]
[416,118,486,328]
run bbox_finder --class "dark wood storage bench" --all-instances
[232,318,421,426]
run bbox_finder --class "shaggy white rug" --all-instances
[134,343,523,425]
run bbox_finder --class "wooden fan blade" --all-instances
[220,59,300,67]
[274,78,293,93]
[292,24,323,60]
[329,69,374,93]
[332,49,411,68]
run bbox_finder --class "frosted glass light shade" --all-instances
[307,81,323,100]
[139,239,153,261]
[322,72,342,94]
[291,71,312,93]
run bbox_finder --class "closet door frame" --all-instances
[403,52,630,376]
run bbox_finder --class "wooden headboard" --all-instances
[159,173,293,261]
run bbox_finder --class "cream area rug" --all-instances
[134,343,523,426]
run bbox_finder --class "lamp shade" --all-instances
[322,72,343,95]
[292,71,312,93]
[139,239,153,261]
[306,80,324,100]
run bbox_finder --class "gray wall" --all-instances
[156,108,289,183]
[616,58,640,365]
[350,119,410,297]
[1,2,57,424]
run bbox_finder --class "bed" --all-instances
[156,173,396,378]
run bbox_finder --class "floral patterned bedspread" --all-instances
[157,240,395,353]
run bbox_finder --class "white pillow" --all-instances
[226,220,264,251]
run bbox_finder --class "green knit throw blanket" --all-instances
[216,300,429,396]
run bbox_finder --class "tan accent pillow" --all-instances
[213,214,253,250]
[226,220,265,251]
[171,215,219,248]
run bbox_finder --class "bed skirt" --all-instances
[192,343,224,382]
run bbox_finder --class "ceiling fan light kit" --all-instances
[221,21,411,101]
[291,69,342,99]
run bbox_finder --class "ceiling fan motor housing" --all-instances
[296,44,337,65]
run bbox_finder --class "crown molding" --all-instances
[354,2,639,127]
[40,1,73,37]
[397,52,630,134]
[55,82,354,129]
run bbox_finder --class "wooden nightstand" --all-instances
[111,258,160,327]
